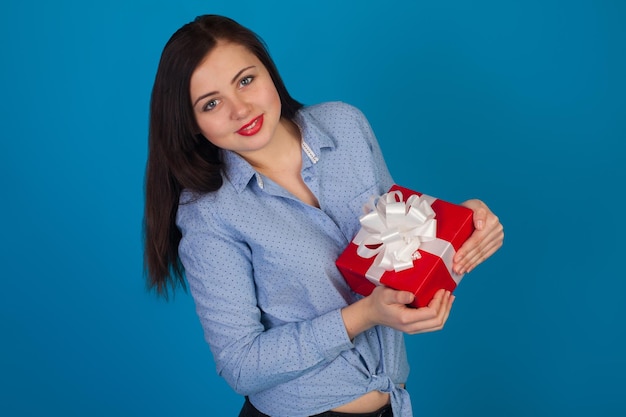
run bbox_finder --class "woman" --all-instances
[144,15,503,417]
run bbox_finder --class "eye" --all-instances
[203,98,220,112]
[239,76,254,87]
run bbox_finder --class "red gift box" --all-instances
[336,185,474,308]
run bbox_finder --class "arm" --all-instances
[342,104,455,337]
[353,104,395,191]
[341,201,499,338]
[342,199,502,338]
[178,205,353,396]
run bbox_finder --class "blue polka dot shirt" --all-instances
[177,102,412,417]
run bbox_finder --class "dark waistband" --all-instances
[311,402,392,417]
[240,397,393,417]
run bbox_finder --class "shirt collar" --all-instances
[294,108,337,155]
[221,107,337,193]
[221,150,259,193]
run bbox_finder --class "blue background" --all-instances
[1,0,624,416]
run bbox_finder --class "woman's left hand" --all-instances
[452,199,504,275]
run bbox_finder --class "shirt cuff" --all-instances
[311,308,354,361]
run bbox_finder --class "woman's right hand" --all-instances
[341,287,454,339]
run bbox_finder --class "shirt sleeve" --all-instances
[353,105,395,191]
[177,198,354,396]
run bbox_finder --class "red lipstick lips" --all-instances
[237,115,263,136]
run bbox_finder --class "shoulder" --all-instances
[299,101,368,124]
[297,101,373,143]
[177,189,229,236]
[177,185,250,240]
[177,190,215,229]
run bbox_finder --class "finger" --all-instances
[436,291,453,322]
[406,291,453,334]
[395,290,416,305]
[454,211,497,262]
[460,199,485,211]
[397,306,438,330]
[422,290,448,320]
[458,226,504,273]
[433,292,454,327]
[428,289,446,307]
[425,294,453,333]
[472,207,488,231]
[460,200,489,231]
[453,232,485,272]
[454,225,503,273]
[454,225,490,263]
[464,238,503,273]
[399,290,446,325]
[379,287,415,305]
[440,295,455,325]
[464,213,501,247]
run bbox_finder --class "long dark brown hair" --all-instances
[144,15,303,297]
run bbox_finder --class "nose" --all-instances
[230,96,251,120]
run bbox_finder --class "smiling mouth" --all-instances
[237,115,263,136]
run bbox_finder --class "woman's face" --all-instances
[189,41,282,158]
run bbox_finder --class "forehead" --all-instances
[191,42,261,85]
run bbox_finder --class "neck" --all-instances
[241,118,302,174]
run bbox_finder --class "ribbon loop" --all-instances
[353,190,438,283]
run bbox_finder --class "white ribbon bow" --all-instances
[352,191,437,282]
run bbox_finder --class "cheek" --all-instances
[255,79,281,109]
[264,85,282,112]
[196,116,224,140]
[271,84,281,104]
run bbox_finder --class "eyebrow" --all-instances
[192,65,257,107]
